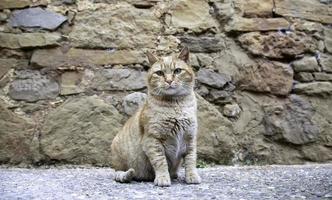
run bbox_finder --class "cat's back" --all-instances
[111,105,145,156]
[114,105,145,140]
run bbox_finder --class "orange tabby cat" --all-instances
[111,47,201,187]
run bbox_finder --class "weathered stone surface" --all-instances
[0,0,47,9]
[179,36,225,53]
[318,40,325,52]
[232,92,305,164]
[226,17,289,32]
[295,72,314,82]
[189,54,199,68]
[213,39,255,78]
[195,84,209,97]
[60,71,84,95]
[92,69,147,91]
[293,19,324,33]
[302,145,332,162]
[238,32,316,59]
[0,100,36,164]
[293,82,332,96]
[0,49,26,59]
[232,93,266,133]
[320,54,332,72]
[275,0,332,24]
[234,0,274,17]
[305,96,332,147]
[0,0,30,9]
[292,57,320,72]
[156,36,180,53]
[324,28,332,53]
[196,54,213,67]
[238,60,294,96]
[0,59,28,78]
[169,0,217,33]
[9,7,67,30]
[263,95,320,145]
[197,81,234,106]
[9,70,59,102]
[197,68,231,89]
[196,94,234,164]
[0,33,61,49]
[223,103,241,118]
[69,3,161,49]
[40,96,123,166]
[0,11,8,22]
[208,89,233,105]
[122,92,147,116]
[0,75,9,88]
[0,59,12,78]
[210,0,234,24]
[313,73,332,81]
[31,48,144,68]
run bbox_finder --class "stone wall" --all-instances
[0,0,331,166]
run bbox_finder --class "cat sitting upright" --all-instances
[111,47,201,187]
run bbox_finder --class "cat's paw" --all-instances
[185,171,201,184]
[154,175,171,187]
[114,169,135,183]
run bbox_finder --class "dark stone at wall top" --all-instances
[9,7,67,30]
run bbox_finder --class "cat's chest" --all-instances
[148,106,196,137]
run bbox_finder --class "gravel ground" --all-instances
[0,164,331,200]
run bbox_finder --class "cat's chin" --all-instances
[159,89,191,97]
[163,90,179,96]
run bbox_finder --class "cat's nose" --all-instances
[165,80,173,84]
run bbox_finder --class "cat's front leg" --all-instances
[142,135,171,187]
[184,135,201,184]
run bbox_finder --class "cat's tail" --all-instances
[114,168,135,183]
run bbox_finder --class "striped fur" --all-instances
[111,48,201,187]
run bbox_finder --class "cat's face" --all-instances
[146,47,195,97]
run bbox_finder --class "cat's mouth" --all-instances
[162,85,179,95]
[165,83,178,89]
[166,85,177,89]
[164,87,178,92]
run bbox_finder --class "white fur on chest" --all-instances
[164,130,187,161]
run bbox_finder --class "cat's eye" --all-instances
[174,68,182,74]
[155,70,164,76]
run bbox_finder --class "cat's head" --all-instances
[146,47,195,98]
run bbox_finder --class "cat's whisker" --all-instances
[151,87,162,96]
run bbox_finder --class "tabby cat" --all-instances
[111,47,201,187]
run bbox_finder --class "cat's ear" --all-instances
[146,52,159,66]
[178,46,190,63]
